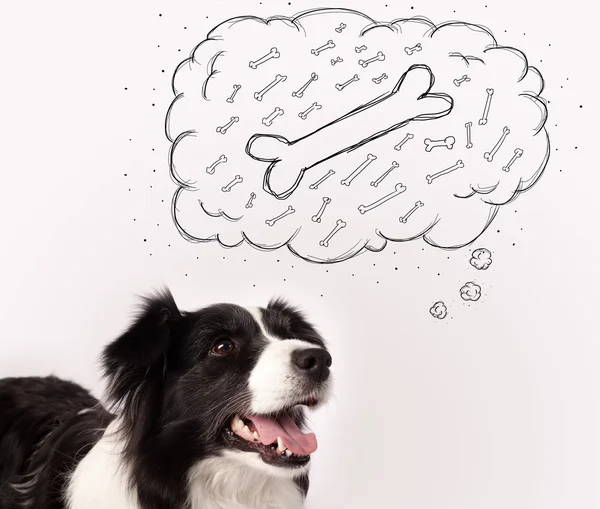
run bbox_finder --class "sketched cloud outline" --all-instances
[165,7,550,264]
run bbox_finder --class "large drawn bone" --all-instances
[358,183,406,214]
[249,47,280,69]
[246,64,454,199]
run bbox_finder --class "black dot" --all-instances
[124,87,128,90]
[143,239,147,242]
[159,13,162,17]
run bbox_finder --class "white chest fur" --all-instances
[187,456,304,509]
[66,422,304,509]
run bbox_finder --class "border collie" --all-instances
[0,290,332,509]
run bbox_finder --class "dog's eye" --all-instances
[210,339,236,356]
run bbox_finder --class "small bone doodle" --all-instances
[394,133,414,151]
[453,75,471,87]
[479,88,494,125]
[226,85,241,104]
[262,107,284,127]
[370,161,399,187]
[292,73,318,98]
[335,74,359,91]
[309,169,335,190]
[404,43,422,56]
[311,40,335,56]
[358,183,406,214]
[358,51,385,68]
[221,175,243,192]
[372,73,388,84]
[312,197,332,223]
[249,47,280,70]
[424,136,455,152]
[335,23,347,33]
[399,201,424,223]
[266,205,295,226]
[299,102,322,120]
[355,45,367,53]
[465,121,473,149]
[216,116,239,135]
[341,154,376,186]
[502,148,523,172]
[254,74,287,102]
[426,160,464,184]
[206,154,227,175]
[319,219,346,247]
[331,56,343,66]
[484,126,510,162]
[245,192,256,209]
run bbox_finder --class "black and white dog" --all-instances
[0,290,332,509]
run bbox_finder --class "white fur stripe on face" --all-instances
[244,306,328,415]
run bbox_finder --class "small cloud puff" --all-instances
[430,301,448,319]
[460,282,482,301]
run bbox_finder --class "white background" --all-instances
[0,1,598,508]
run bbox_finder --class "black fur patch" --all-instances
[0,289,329,509]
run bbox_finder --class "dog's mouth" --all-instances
[222,398,319,468]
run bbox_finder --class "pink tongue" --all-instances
[248,413,318,456]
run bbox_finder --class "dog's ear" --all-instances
[101,288,181,408]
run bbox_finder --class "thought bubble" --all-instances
[167,8,549,263]
[460,282,482,301]
[470,248,492,270]
[430,301,448,319]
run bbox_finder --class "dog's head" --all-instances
[101,289,332,484]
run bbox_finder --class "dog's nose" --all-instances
[292,348,332,383]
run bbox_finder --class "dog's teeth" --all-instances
[285,449,293,457]
[232,415,244,431]
[243,425,251,437]
[253,431,260,441]
[277,437,286,453]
